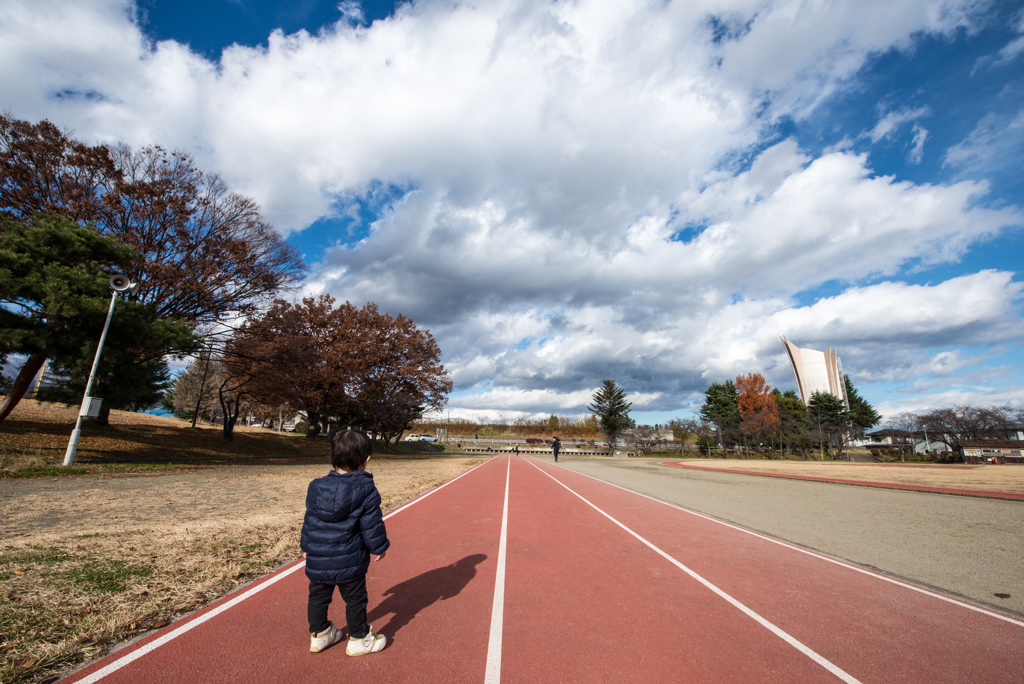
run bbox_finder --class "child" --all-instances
[301,429,390,656]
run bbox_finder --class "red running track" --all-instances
[61,455,1024,684]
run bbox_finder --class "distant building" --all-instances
[781,336,847,407]
[960,440,1024,464]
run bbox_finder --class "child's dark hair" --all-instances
[329,429,373,471]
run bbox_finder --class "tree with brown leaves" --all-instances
[736,373,780,455]
[0,115,306,423]
[354,303,452,450]
[222,296,452,445]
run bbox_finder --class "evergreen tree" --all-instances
[773,388,811,458]
[844,374,880,429]
[0,215,195,423]
[700,380,741,451]
[588,379,632,447]
[807,391,850,458]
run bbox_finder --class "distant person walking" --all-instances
[552,436,560,463]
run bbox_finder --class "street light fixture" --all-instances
[63,274,139,467]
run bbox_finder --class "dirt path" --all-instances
[0,456,481,539]
[672,458,1024,494]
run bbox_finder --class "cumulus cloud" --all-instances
[421,270,1024,419]
[1,0,1020,419]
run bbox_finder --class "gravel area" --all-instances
[555,456,1024,620]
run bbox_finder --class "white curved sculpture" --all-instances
[781,336,848,408]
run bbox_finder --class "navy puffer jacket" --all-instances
[301,470,390,584]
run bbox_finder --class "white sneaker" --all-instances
[346,626,386,656]
[310,622,343,653]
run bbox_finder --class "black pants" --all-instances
[308,577,369,639]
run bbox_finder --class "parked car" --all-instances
[418,435,438,442]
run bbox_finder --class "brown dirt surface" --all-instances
[0,454,485,684]
[674,459,1024,494]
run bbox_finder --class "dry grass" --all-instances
[0,455,484,684]
[0,399,328,478]
[677,459,1024,494]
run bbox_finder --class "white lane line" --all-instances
[525,458,862,684]
[484,456,511,684]
[557,461,1024,629]
[73,455,503,683]
[74,561,307,684]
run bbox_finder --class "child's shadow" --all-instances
[369,554,487,642]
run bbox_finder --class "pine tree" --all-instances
[700,380,741,452]
[808,391,850,458]
[844,375,880,429]
[588,379,632,448]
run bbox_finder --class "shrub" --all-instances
[294,421,309,435]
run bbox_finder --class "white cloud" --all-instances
[994,35,1024,65]
[0,0,984,232]
[432,270,1024,418]
[865,106,930,143]
[907,123,928,163]
[944,108,1024,174]
[1,0,1019,421]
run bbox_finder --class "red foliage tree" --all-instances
[228,296,451,447]
[736,373,780,447]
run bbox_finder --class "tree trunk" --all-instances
[94,402,111,427]
[191,349,211,428]
[306,410,322,437]
[0,353,46,425]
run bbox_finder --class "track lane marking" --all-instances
[525,458,863,684]
[555,460,1024,628]
[68,455,503,683]
[73,561,307,684]
[484,456,511,684]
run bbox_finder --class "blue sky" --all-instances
[3,0,1023,424]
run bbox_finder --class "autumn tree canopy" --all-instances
[0,115,306,422]
[354,303,452,448]
[0,116,306,326]
[216,296,451,446]
[736,373,780,443]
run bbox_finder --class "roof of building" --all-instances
[959,440,1024,449]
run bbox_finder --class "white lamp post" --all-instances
[63,274,138,467]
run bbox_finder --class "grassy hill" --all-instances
[0,399,329,477]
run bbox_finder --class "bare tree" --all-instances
[627,425,659,457]
[915,405,1014,459]
[170,352,221,424]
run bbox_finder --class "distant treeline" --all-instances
[412,414,602,438]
